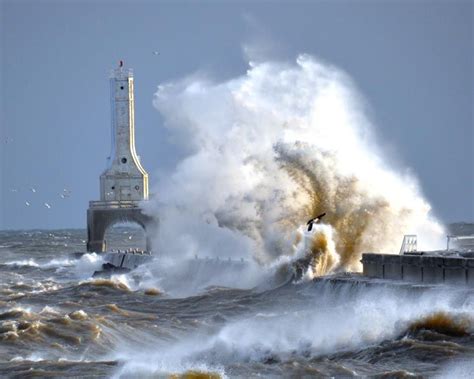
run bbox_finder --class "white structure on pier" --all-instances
[100,61,149,201]
[87,61,156,253]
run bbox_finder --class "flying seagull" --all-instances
[306,212,326,232]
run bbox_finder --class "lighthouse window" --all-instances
[121,157,127,164]
[111,186,115,190]
[120,86,124,90]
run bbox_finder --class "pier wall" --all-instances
[103,251,152,270]
[361,253,473,286]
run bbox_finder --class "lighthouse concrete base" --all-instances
[86,201,158,253]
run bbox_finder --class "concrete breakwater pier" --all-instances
[361,252,474,286]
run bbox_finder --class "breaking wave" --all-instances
[3,253,103,280]
[111,282,473,378]
[145,55,444,279]
[407,311,472,337]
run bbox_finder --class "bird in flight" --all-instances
[60,188,71,198]
[306,213,326,232]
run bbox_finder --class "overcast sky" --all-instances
[1,0,472,230]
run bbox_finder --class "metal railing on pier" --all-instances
[89,200,144,209]
[399,235,417,255]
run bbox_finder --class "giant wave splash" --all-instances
[144,55,444,279]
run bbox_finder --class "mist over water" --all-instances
[145,55,444,278]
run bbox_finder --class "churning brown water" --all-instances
[0,228,473,378]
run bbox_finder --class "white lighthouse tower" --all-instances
[87,61,156,253]
[100,61,149,201]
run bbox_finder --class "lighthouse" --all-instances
[86,61,157,253]
[100,61,149,201]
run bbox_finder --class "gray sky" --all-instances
[1,0,472,230]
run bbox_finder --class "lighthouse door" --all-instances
[119,186,132,201]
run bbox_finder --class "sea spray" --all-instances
[291,224,339,280]
[145,55,445,279]
[131,255,263,297]
[73,253,105,279]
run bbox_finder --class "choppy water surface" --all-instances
[0,228,473,378]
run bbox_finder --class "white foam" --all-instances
[42,257,75,269]
[109,274,133,290]
[5,259,40,267]
[112,360,227,379]
[9,353,44,362]
[73,253,105,279]
[144,55,445,277]
[39,306,61,315]
[5,257,74,270]
[133,257,262,297]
